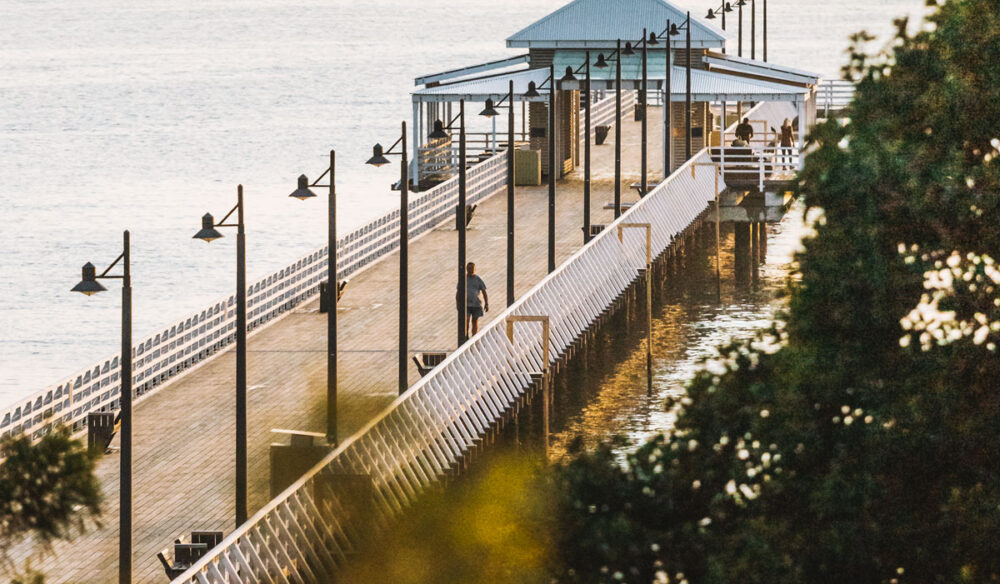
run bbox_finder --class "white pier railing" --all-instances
[168,140,726,584]
[0,151,509,442]
[817,78,855,117]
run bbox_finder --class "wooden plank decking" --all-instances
[4,111,666,584]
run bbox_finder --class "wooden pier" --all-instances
[5,108,678,584]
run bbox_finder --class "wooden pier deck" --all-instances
[4,112,665,583]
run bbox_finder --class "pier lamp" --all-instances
[287,150,339,445]
[366,122,410,395]
[668,13,694,160]
[72,230,132,584]
[192,185,249,528]
[477,81,518,308]
[735,0,747,57]
[523,66,557,273]
[435,101,469,344]
[705,2,734,53]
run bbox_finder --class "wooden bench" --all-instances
[156,531,222,579]
[629,182,653,197]
[602,201,636,211]
[412,352,448,377]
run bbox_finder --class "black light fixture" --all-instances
[366,143,391,167]
[73,231,133,584]
[594,53,609,69]
[367,124,410,395]
[192,187,249,527]
[288,151,340,444]
[623,41,635,55]
[193,213,224,242]
[429,119,450,139]
[560,66,577,82]
[706,8,717,19]
[289,174,317,200]
[724,2,734,12]
[71,262,108,296]
[524,81,540,98]
[479,98,500,117]
[669,23,681,36]
[647,31,659,46]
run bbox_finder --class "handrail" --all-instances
[1,151,509,442]
[170,101,792,584]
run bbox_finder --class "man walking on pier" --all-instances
[458,262,489,338]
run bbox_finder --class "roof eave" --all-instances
[507,39,725,49]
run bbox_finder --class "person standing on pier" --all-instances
[458,262,489,338]
[779,118,795,170]
[735,117,755,144]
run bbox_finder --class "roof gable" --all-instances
[506,0,727,49]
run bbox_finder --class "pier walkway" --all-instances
[5,105,671,584]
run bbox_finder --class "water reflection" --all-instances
[550,203,808,459]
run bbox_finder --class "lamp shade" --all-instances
[736,0,747,6]
[724,2,734,12]
[524,81,540,98]
[594,53,609,69]
[706,8,716,19]
[71,262,107,296]
[366,143,391,167]
[669,23,681,36]
[193,213,224,242]
[289,174,317,200]
[479,98,500,117]
[623,41,635,56]
[560,66,577,82]
[429,120,450,139]
[647,31,660,46]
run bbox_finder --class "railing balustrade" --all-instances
[0,151,509,442]
[169,102,796,584]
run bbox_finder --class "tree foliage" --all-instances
[550,0,1000,581]
[0,428,101,559]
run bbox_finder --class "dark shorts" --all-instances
[468,306,484,318]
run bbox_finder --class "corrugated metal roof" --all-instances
[413,68,551,102]
[703,52,821,84]
[506,0,728,49]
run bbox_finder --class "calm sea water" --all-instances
[0,0,927,407]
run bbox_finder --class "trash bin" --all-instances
[319,281,330,313]
[595,126,610,145]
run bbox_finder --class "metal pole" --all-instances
[751,0,756,60]
[722,3,727,55]
[641,29,648,197]
[614,39,622,218]
[119,230,132,584]
[738,1,743,57]
[327,150,337,444]
[665,20,672,177]
[507,84,515,306]
[584,51,592,243]
[399,122,409,395]
[458,102,467,344]
[235,185,247,527]
[685,12,692,160]
[646,255,652,395]
[548,63,556,273]
[715,168,722,300]
[763,0,767,61]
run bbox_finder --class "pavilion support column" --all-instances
[796,98,806,170]
[412,101,421,187]
[734,222,751,284]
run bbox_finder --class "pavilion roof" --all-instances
[506,0,728,50]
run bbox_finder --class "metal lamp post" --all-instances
[72,230,132,584]
[669,15,693,160]
[476,83,518,307]
[193,185,248,527]
[433,102,471,343]
[366,123,410,394]
[288,150,339,444]
[736,0,747,57]
[548,62,557,273]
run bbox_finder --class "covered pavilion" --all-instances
[410,0,820,187]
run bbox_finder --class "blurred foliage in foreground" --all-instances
[548,0,1000,582]
[1,428,101,580]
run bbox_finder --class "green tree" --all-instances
[1,428,102,581]
[551,0,1000,581]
